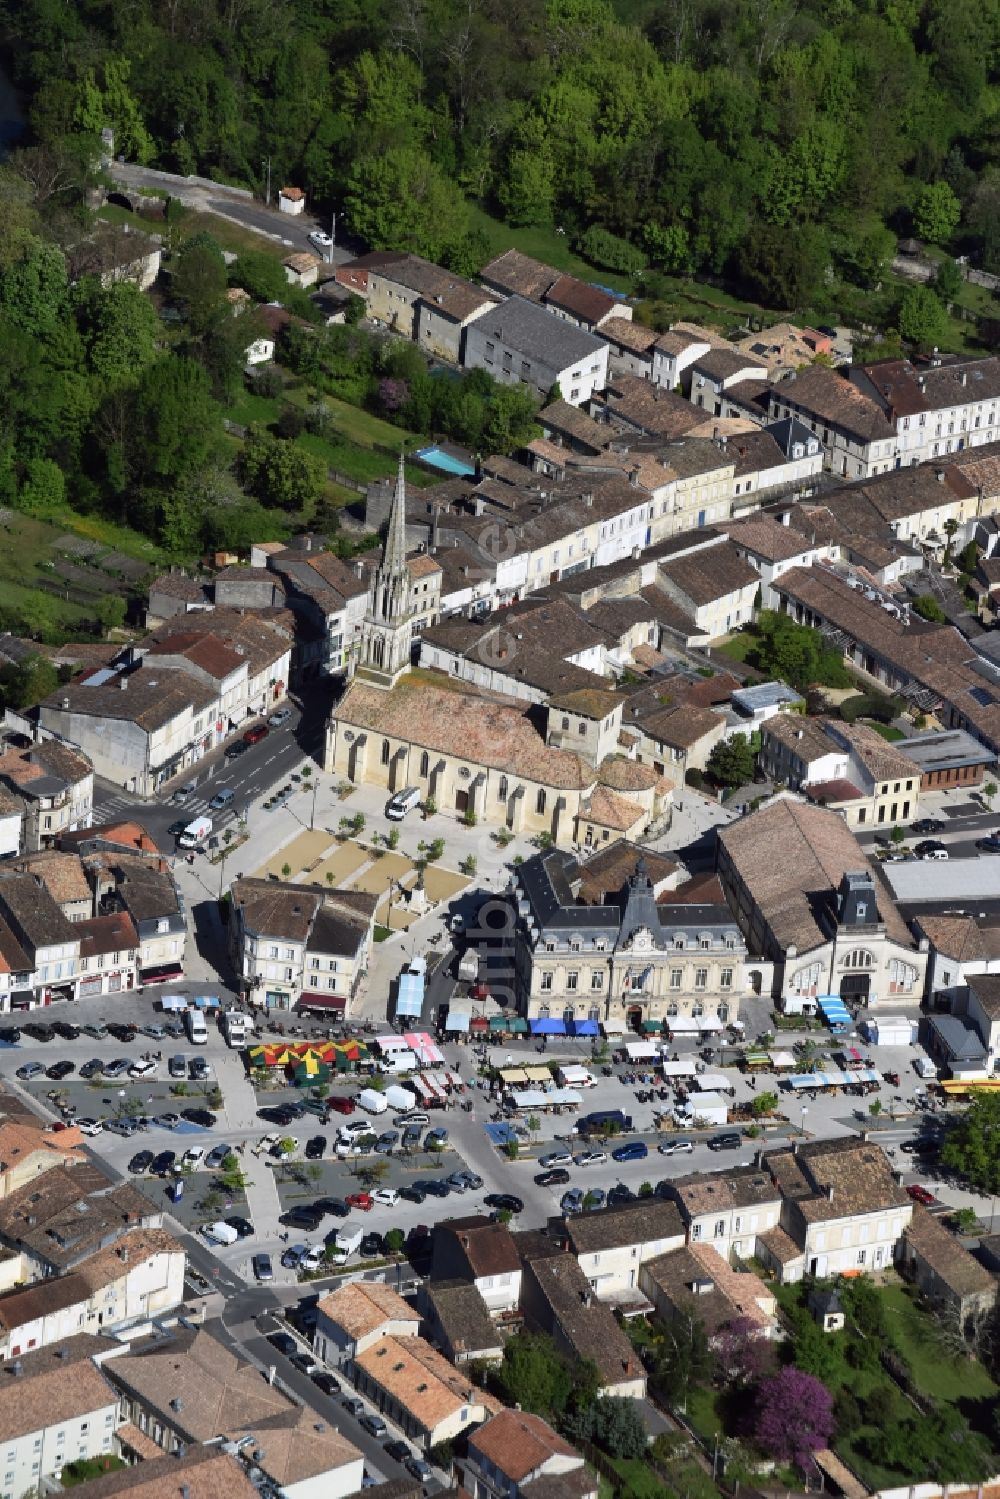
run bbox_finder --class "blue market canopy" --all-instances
[530,1018,566,1035]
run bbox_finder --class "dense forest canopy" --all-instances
[3,0,1000,299]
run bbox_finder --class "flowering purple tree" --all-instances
[715,1316,774,1388]
[754,1367,835,1469]
[378,377,409,413]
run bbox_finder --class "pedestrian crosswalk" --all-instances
[92,793,236,829]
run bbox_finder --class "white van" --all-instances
[914,1057,938,1080]
[385,787,420,821]
[356,1087,388,1115]
[178,815,212,849]
[202,1220,238,1245]
[335,1225,364,1256]
[186,1009,209,1046]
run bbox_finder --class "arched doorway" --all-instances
[626,1005,643,1032]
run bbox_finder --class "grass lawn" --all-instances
[881,1284,997,1402]
[684,1385,726,1447]
[467,204,635,296]
[61,1456,126,1487]
[224,390,284,428]
[610,1459,670,1499]
[860,719,905,742]
[284,385,426,451]
[715,631,758,663]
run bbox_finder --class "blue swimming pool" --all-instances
[416,445,476,477]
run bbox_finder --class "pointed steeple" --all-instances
[383,451,408,576]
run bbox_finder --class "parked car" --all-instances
[611,1141,648,1163]
[608,1183,635,1206]
[269,707,293,727]
[394,1111,429,1127]
[574,1149,608,1168]
[976,836,1000,853]
[205,1143,233,1170]
[423,1179,451,1198]
[129,1149,155,1173]
[140,1023,165,1040]
[182,1146,206,1169]
[560,1187,585,1214]
[906,1184,936,1205]
[658,1138,694,1156]
[911,818,945,834]
[227,1216,254,1239]
[316,1196,350,1218]
[915,840,948,860]
[405,1458,434,1482]
[23,1022,53,1042]
[152,1112,180,1130]
[360,1414,387,1438]
[708,1132,742,1152]
[151,1151,177,1176]
[224,740,249,760]
[77,1118,103,1137]
[129,1058,157,1080]
[269,1332,297,1357]
[584,1187,607,1211]
[282,1207,324,1232]
[46,1060,75,1080]
[372,1187,399,1208]
[305,1135,327,1160]
[540,1150,573,1168]
[327,1096,356,1115]
[52,1021,80,1040]
[300,1245,325,1272]
[375,1131,399,1154]
[243,723,269,745]
[78,1057,103,1080]
[484,1193,524,1213]
[360,1232,385,1258]
[104,1058,132,1079]
[399,1183,427,1204]
[16,1062,44,1080]
[252,1253,273,1281]
[384,1440,412,1464]
[312,1371,341,1397]
[346,1192,373,1211]
[536,1168,570,1187]
[81,1023,109,1040]
[168,1054,187,1078]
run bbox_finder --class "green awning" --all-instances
[489,1016,509,1030]
[509,1017,528,1033]
[641,1019,663,1034]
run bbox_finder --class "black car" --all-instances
[423,1179,451,1198]
[312,1371,341,1397]
[0,1026,20,1044]
[226,1216,255,1238]
[51,1021,80,1040]
[900,1137,939,1156]
[316,1197,350,1218]
[23,1022,54,1042]
[535,1168,571,1187]
[46,1060,75,1080]
[383,1440,412,1464]
[399,1183,427,1204]
[305,1135,326,1160]
[484,1193,524,1213]
[151,1150,176,1175]
[300,1097,329,1118]
[107,1023,137,1042]
[360,1232,384,1258]
[80,1058,104,1078]
[977,836,1000,853]
[181,1108,217,1128]
[269,1332,298,1358]
[281,1206,325,1232]
[166,818,189,838]
[224,739,249,760]
[911,817,946,835]
[128,1149,155,1173]
[608,1183,635,1206]
[708,1133,742,1151]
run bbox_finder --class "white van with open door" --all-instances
[178,815,212,849]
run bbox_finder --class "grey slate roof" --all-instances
[468,295,606,369]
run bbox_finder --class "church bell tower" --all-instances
[356,454,413,689]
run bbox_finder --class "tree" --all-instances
[934,257,963,303]
[714,1316,774,1388]
[912,592,946,622]
[982,781,997,809]
[17,456,64,516]
[384,1227,405,1253]
[898,286,948,350]
[230,252,287,305]
[578,225,644,275]
[173,236,228,333]
[739,223,828,309]
[344,146,470,263]
[751,1090,779,1117]
[495,1332,599,1420]
[656,1315,713,1408]
[706,732,755,788]
[0,655,58,709]
[95,595,127,636]
[913,181,961,245]
[75,278,159,388]
[754,1367,835,1470]
[240,427,326,519]
[567,1395,647,1458]
[130,357,221,488]
[940,1092,1000,1194]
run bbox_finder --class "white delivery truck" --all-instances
[202,1220,238,1245]
[457,951,479,983]
[186,1008,209,1046]
[356,1087,388,1115]
[379,1048,418,1076]
[178,815,212,849]
[221,1010,251,1047]
[385,1084,418,1113]
[914,1057,938,1080]
[335,1225,364,1256]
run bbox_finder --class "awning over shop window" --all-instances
[568,1019,599,1036]
[509,1018,528,1034]
[641,1019,663,1034]
[445,1010,470,1032]
[530,1018,566,1035]
[489,1016,509,1031]
[140,963,184,986]
[470,1016,490,1032]
[297,993,346,1012]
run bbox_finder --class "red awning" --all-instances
[140,964,184,986]
[297,993,346,1012]
[469,1016,490,1031]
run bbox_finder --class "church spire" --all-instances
[383,452,407,575]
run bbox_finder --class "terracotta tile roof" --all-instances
[692,348,767,383]
[230,878,319,942]
[407,553,442,580]
[903,1204,997,1297]
[766,1137,912,1221]
[628,699,722,751]
[763,713,838,762]
[59,821,160,855]
[422,1281,500,1358]
[539,399,614,452]
[149,572,205,603]
[66,1447,261,1499]
[771,366,894,443]
[966,973,1000,1018]
[601,317,658,354]
[438,1217,521,1276]
[0,1230,182,1332]
[565,1200,683,1255]
[548,688,622,720]
[575,844,678,904]
[597,376,707,439]
[12,851,90,906]
[917,916,1000,964]
[284,251,321,274]
[479,249,559,301]
[335,679,593,789]
[471,1409,580,1482]
[597,757,660,793]
[543,274,616,327]
[829,718,920,783]
[669,1166,782,1219]
[317,1282,418,1340]
[43,669,217,733]
[726,514,818,563]
[357,1334,502,1431]
[0,1117,82,1178]
[0,1334,118,1441]
[758,1224,803,1264]
[642,1243,776,1334]
[658,542,758,607]
[75,911,139,959]
[719,794,916,954]
[0,1160,155,1269]
[374,255,494,322]
[578,786,646,832]
[524,1256,644,1389]
[803,777,862,804]
[146,632,245,681]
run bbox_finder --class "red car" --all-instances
[346,1192,373,1211]
[906,1184,936,1205]
[327,1096,356,1115]
[244,723,269,745]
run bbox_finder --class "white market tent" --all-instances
[769,1050,797,1070]
[696,1072,730,1092]
[661,1059,698,1077]
[687,1091,728,1125]
[625,1041,660,1062]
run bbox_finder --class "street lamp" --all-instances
[800,1102,808,1137]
